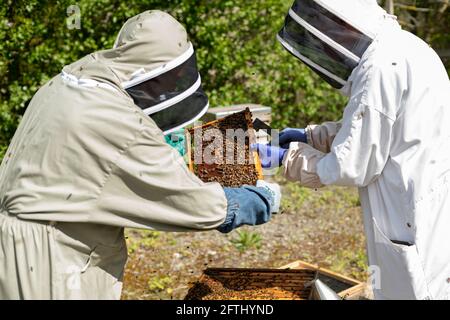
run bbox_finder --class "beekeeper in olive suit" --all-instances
[256,0,450,299]
[0,11,281,300]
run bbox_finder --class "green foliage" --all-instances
[147,274,172,292]
[230,230,262,252]
[172,0,347,129]
[280,182,312,213]
[0,0,345,160]
[326,247,368,281]
[278,174,361,214]
[1,1,448,161]
[126,229,161,253]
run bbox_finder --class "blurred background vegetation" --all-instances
[1,0,449,160]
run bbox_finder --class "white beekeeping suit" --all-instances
[278,0,450,299]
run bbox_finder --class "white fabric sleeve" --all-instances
[316,96,395,187]
[282,142,326,189]
[306,121,343,153]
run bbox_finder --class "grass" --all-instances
[147,275,173,297]
[325,247,368,281]
[280,183,313,213]
[230,230,262,253]
[126,230,162,254]
[279,179,361,213]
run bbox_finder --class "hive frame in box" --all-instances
[185,268,317,300]
[184,261,366,300]
[279,260,367,299]
[184,113,264,182]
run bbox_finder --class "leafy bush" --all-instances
[174,0,347,128]
[0,0,346,160]
[1,1,447,161]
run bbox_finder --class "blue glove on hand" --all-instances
[252,143,287,169]
[217,185,274,234]
[279,128,307,149]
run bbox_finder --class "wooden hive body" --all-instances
[185,108,263,187]
[185,260,366,300]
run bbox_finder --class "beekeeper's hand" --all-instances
[279,128,307,149]
[252,143,288,169]
[217,183,281,233]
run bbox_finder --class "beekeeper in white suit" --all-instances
[0,11,281,299]
[256,0,450,299]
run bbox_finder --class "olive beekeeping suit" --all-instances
[0,11,229,300]
[279,0,450,299]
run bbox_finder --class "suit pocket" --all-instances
[74,242,127,300]
[90,240,128,278]
[372,218,430,300]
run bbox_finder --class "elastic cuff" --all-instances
[217,190,239,234]
[282,142,325,188]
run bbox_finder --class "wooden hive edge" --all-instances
[278,260,366,299]
[184,128,194,173]
[245,109,264,181]
[279,260,361,285]
[205,267,315,274]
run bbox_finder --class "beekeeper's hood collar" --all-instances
[278,0,392,89]
[96,11,208,134]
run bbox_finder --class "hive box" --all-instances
[201,104,272,144]
[185,260,366,300]
[185,108,264,187]
[202,104,271,123]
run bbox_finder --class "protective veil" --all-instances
[281,0,450,299]
[278,0,385,89]
[0,11,228,299]
[122,43,209,134]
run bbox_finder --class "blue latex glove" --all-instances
[279,128,307,149]
[252,143,287,169]
[217,186,272,234]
